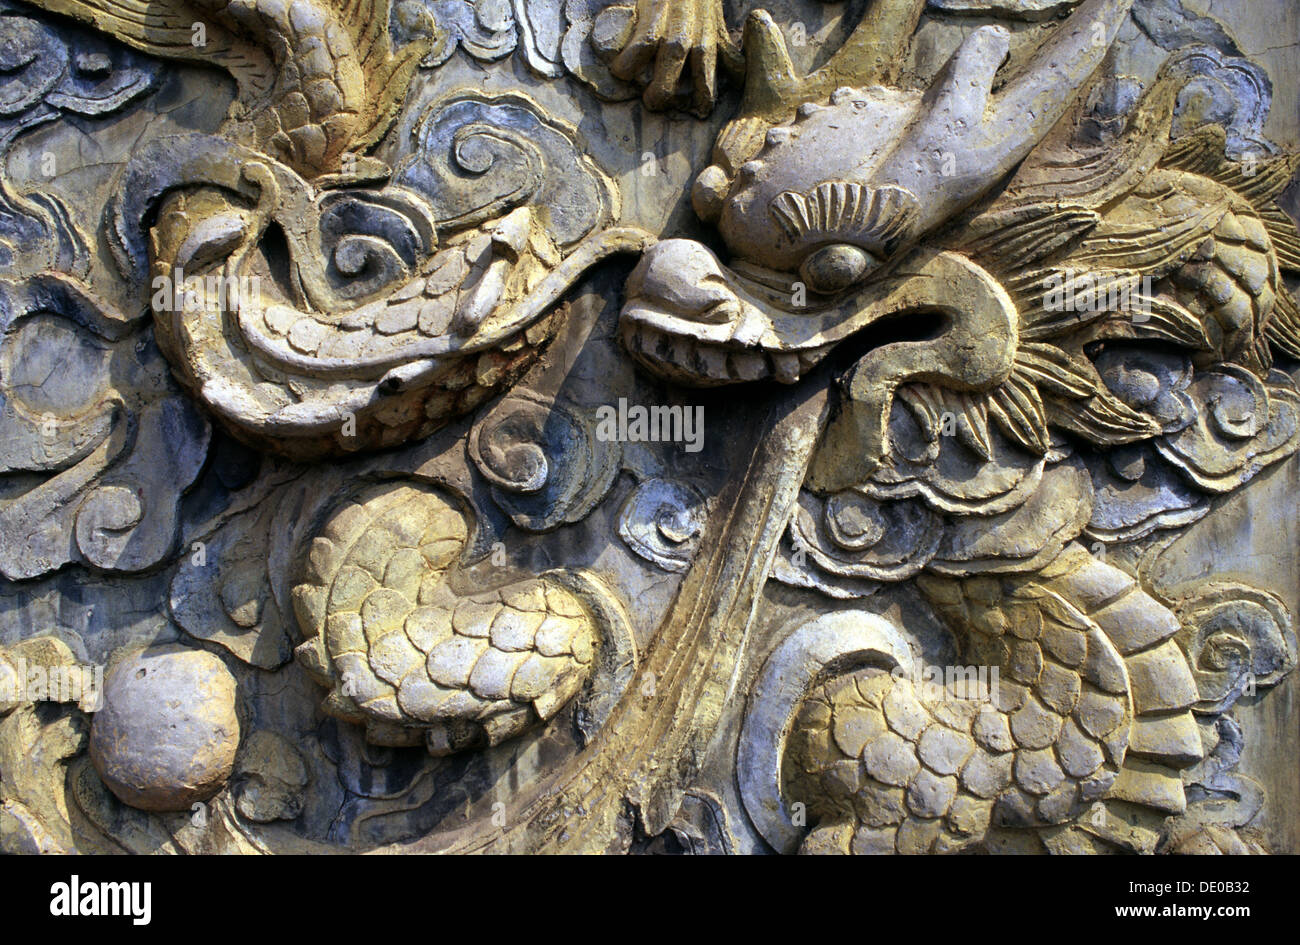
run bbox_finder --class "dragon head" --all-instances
[622,0,1136,486]
[692,0,1135,286]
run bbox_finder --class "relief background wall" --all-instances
[0,0,1296,854]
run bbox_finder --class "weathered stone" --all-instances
[850,825,897,856]
[863,732,922,788]
[1074,688,1128,739]
[1125,640,1201,713]
[972,704,1015,753]
[1127,713,1205,767]
[1035,662,1082,714]
[1009,696,1064,751]
[233,732,310,823]
[1014,748,1067,796]
[853,779,909,828]
[960,750,1015,799]
[88,647,239,812]
[882,683,930,741]
[832,705,887,759]
[1055,717,1106,780]
[1,0,1297,859]
[917,723,976,776]
[906,768,958,819]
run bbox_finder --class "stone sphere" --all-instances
[89,646,240,812]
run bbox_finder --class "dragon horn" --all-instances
[738,0,926,123]
[817,0,928,88]
[736,11,803,122]
[881,0,1135,235]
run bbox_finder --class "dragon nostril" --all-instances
[801,244,877,295]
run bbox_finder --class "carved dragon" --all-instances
[615,0,1300,853]
[9,0,651,752]
[5,0,1298,855]
[25,0,652,460]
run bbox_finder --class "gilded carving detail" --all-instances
[0,0,1297,856]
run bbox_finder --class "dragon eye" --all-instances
[800,244,878,295]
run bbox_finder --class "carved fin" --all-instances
[1212,154,1300,209]
[1014,344,1104,401]
[343,0,430,151]
[1128,295,1215,350]
[1000,62,1181,212]
[1162,126,1300,213]
[1262,207,1300,274]
[1047,393,1163,447]
[908,386,996,460]
[1267,290,1300,361]
[1019,269,1144,337]
[962,207,1101,271]
[1161,125,1229,175]
[988,374,1050,456]
[1022,271,1214,354]
[23,0,275,101]
[1070,196,1233,275]
[1014,344,1162,446]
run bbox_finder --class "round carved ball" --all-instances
[89,646,240,812]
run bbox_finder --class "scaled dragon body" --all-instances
[12,0,1298,853]
[621,0,1300,852]
[19,0,649,750]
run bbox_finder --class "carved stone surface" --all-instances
[0,0,1298,855]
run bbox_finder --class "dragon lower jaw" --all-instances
[621,245,1022,491]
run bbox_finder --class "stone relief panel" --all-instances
[0,0,1297,856]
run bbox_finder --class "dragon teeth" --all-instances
[728,351,768,381]
[694,344,729,380]
[770,352,800,384]
[729,306,766,346]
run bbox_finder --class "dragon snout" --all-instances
[620,240,1019,427]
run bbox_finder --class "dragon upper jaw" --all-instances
[620,240,1020,487]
